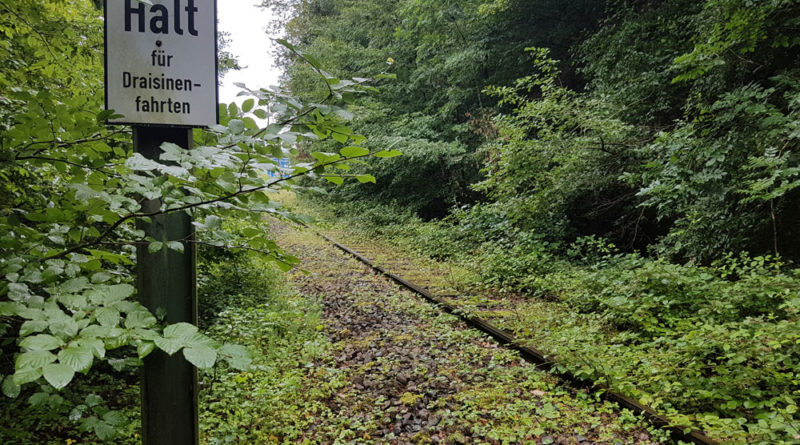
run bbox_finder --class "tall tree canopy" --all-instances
[274,0,800,262]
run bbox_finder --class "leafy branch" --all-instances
[40,152,376,262]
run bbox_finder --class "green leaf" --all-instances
[373,149,403,158]
[12,367,42,386]
[304,52,323,68]
[228,102,240,117]
[61,277,90,293]
[2,376,21,398]
[80,325,111,339]
[93,420,118,441]
[7,282,30,301]
[137,342,156,359]
[202,215,222,229]
[275,38,296,51]
[58,294,88,311]
[229,119,245,134]
[58,346,94,373]
[324,176,344,186]
[356,174,377,184]
[183,346,217,369]
[340,146,370,157]
[253,109,268,119]
[148,241,163,254]
[126,153,160,171]
[102,410,128,426]
[311,152,341,164]
[19,320,48,337]
[94,307,121,327]
[125,311,156,329]
[16,350,58,370]
[107,284,135,302]
[86,394,103,407]
[337,103,355,116]
[243,117,259,130]
[19,334,64,351]
[153,337,183,356]
[167,241,184,253]
[155,322,199,355]
[218,344,252,370]
[536,403,560,419]
[242,98,255,112]
[69,405,88,422]
[28,391,52,408]
[49,315,79,339]
[0,302,22,316]
[332,162,351,171]
[163,322,198,340]
[82,338,106,359]
[42,363,75,390]
[218,103,229,123]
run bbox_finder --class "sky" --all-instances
[217,1,282,105]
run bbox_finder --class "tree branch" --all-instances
[191,240,297,269]
[11,130,129,156]
[40,153,373,261]
[12,155,117,175]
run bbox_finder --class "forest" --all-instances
[1,0,800,444]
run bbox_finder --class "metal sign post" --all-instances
[134,127,198,445]
[104,1,218,444]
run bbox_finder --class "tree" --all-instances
[267,0,607,217]
[0,0,395,440]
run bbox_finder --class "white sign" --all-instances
[105,0,218,126]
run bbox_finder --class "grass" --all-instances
[294,194,800,445]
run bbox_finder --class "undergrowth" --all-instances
[196,226,340,444]
[0,218,335,444]
[300,195,800,445]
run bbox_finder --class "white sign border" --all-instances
[103,0,220,128]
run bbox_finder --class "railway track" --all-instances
[313,230,719,445]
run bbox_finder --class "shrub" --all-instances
[197,246,285,328]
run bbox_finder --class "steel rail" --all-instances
[318,232,719,445]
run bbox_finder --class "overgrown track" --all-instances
[277,220,669,444]
[316,232,719,445]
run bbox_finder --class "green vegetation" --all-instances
[0,221,333,444]
[272,0,800,442]
[301,197,800,444]
[0,0,391,441]
[197,243,337,444]
[4,0,800,442]
[265,221,674,444]
[276,0,800,262]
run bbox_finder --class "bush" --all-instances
[534,253,799,332]
[197,246,285,328]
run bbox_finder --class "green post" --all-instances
[133,126,199,445]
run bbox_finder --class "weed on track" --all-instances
[255,220,672,444]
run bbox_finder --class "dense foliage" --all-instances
[276,0,800,443]
[275,0,800,262]
[303,197,800,444]
[266,0,608,217]
[1,229,320,443]
[4,0,800,442]
[0,0,397,441]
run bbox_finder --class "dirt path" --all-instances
[273,221,667,445]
